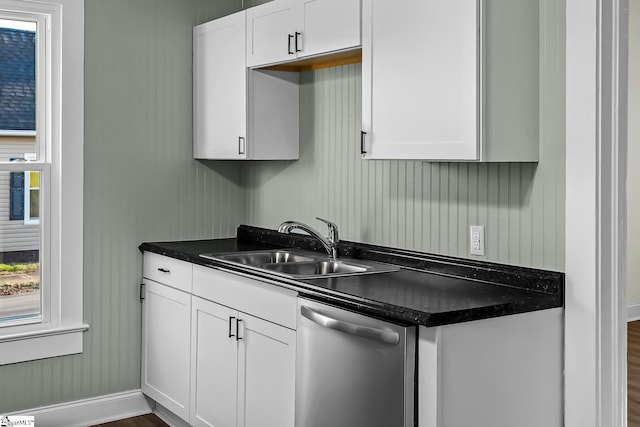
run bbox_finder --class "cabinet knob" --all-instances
[157,268,170,273]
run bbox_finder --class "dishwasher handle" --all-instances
[301,305,400,345]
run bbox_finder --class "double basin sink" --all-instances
[200,249,399,279]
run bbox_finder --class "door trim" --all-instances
[565,0,628,426]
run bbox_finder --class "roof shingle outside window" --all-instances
[0,28,36,131]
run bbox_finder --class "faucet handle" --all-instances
[316,217,339,243]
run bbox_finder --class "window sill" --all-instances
[0,323,89,365]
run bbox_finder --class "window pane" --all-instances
[0,171,40,322]
[0,19,41,324]
[30,170,39,188]
[29,188,39,219]
[0,20,37,158]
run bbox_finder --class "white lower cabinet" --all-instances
[141,279,192,421]
[240,312,296,427]
[190,297,296,427]
[418,308,563,427]
[142,253,561,427]
[190,297,239,427]
[142,254,297,427]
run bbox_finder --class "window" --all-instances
[9,170,25,221]
[9,154,39,224]
[0,0,85,365]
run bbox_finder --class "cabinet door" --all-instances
[298,0,361,58]
[141,280,191,421]
[239,313,296,427]
[190,297,239,427]
[362,0,478,160]
[194,11,247,159]
[246,0,297,67]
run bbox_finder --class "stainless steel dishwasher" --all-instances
[296,298,416,427]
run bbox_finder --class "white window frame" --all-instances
[0,0,86,365]
[23,170,39,225]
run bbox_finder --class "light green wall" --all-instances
[0,0,244,414]
[244,0,566,271]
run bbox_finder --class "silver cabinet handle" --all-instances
[295,31,302,52]
[301,305,399,345]
[236,318,243,340]
[288,33,294,54]
[229,316,236,338]
[238,136,245,155]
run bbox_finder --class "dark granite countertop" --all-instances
[139,225,564,327]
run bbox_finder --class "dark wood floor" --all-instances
[630,321,640,426]
[91,414,168,427]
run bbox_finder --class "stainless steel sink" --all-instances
[260,260,369,277]
[207,250,315,265]
[200,249,399,279]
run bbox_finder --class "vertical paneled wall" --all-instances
[245,0,565,271]
[0,0,245,413]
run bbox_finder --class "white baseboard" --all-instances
[11,390,153,427]
[628,303,640,322]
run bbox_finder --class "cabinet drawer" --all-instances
[193,265,297,329]
[143,252,193,293]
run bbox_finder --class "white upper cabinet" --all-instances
[362,0,478,161]
[297,0,361,59]
[362,0,540,162]
[246,0,298,67]
[194,10,299,160]
[247,0,361,68]
[194,11,247,159]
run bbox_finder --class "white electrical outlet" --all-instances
[470,225,485,256]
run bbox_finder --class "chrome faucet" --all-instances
[277,217,340,259]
